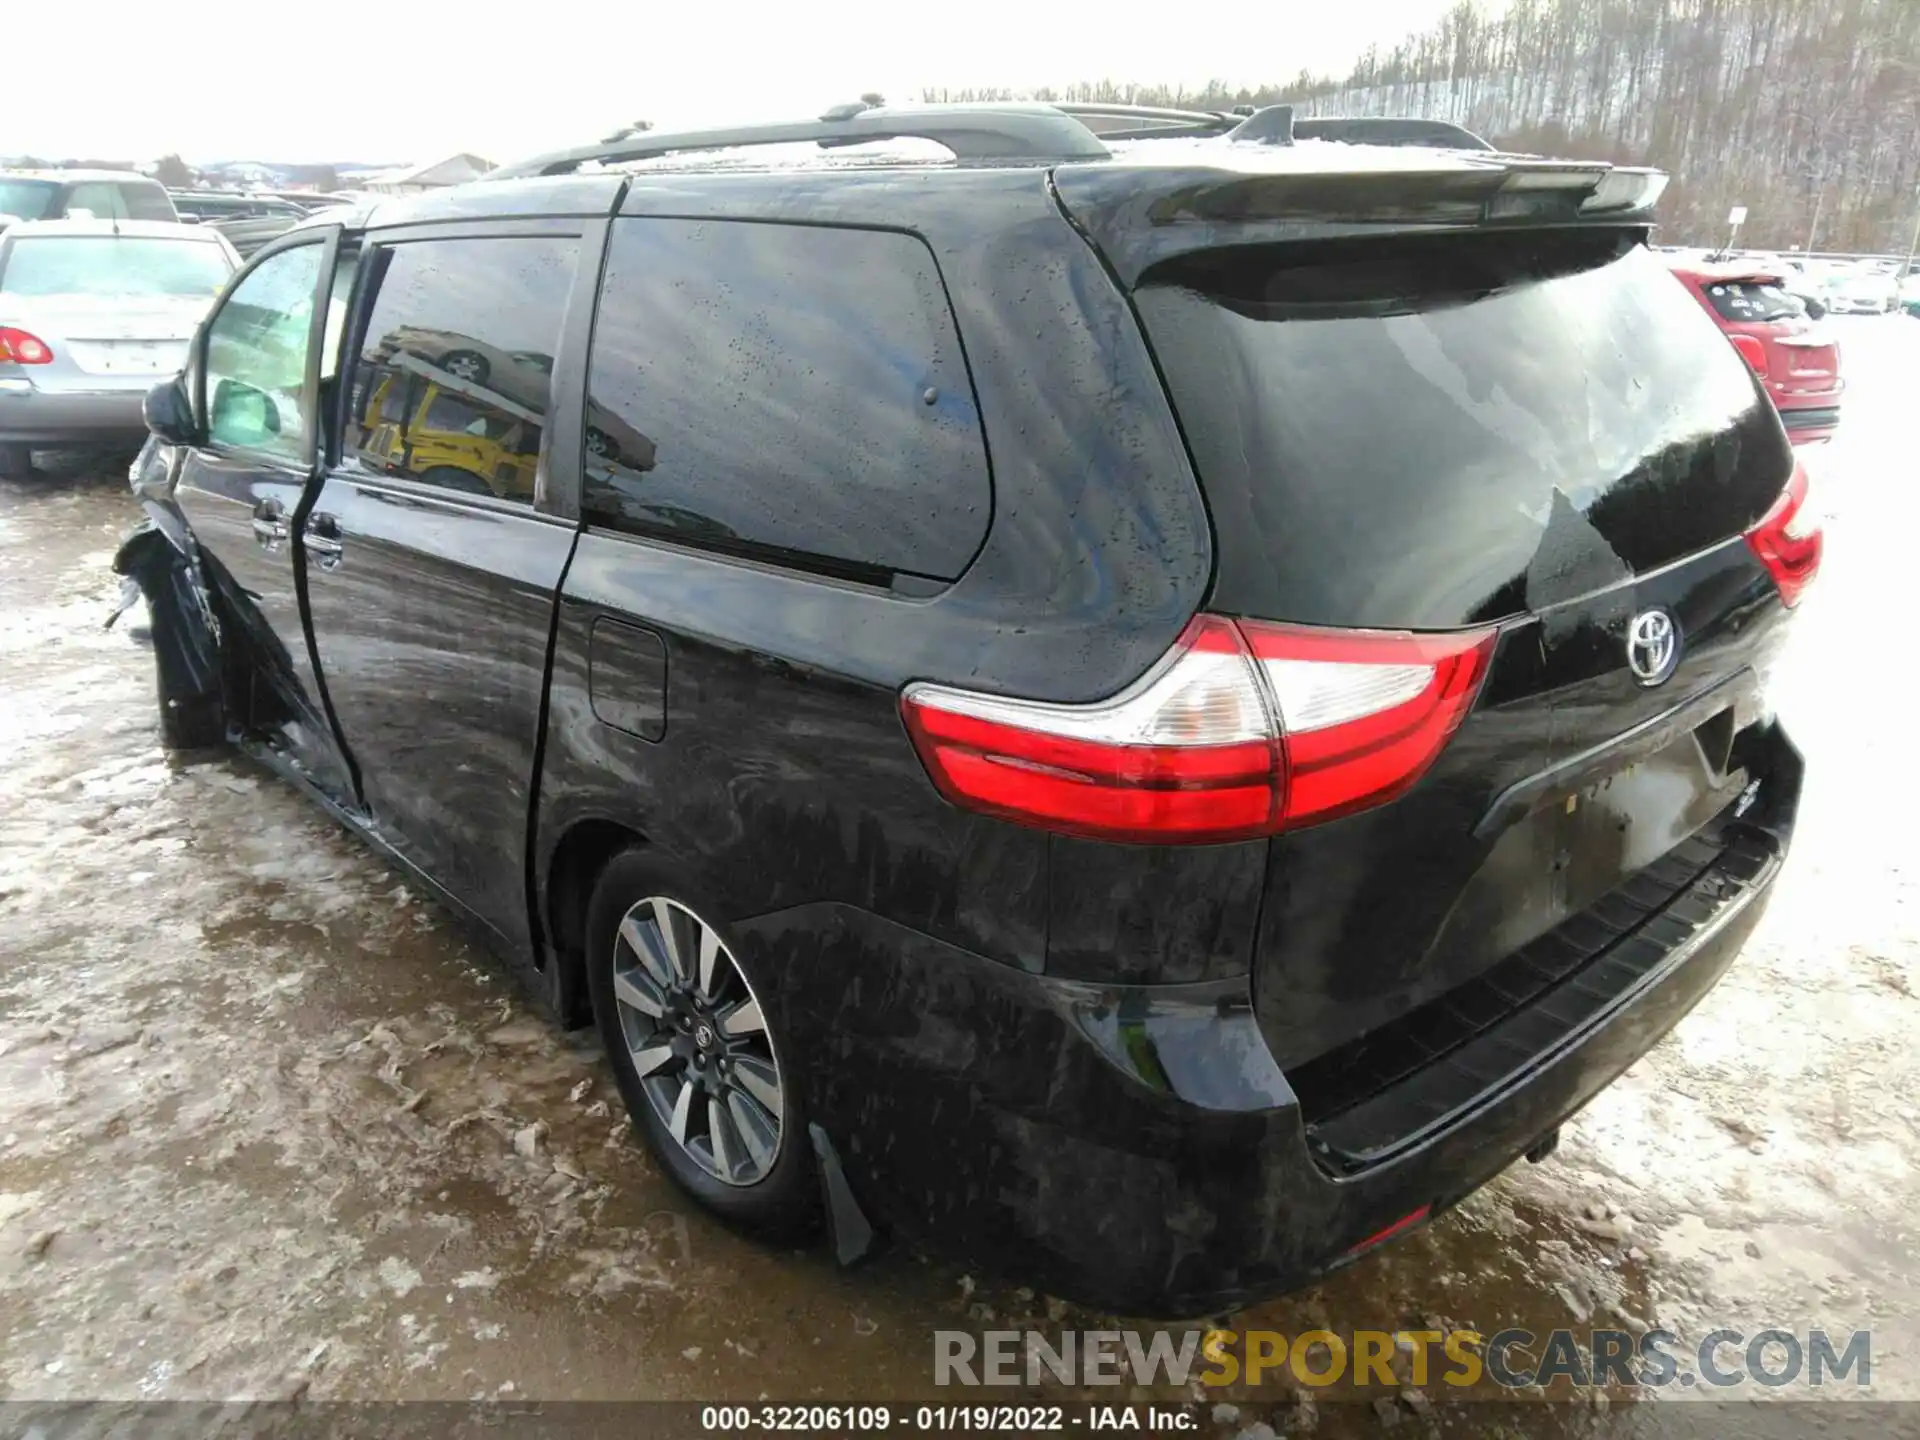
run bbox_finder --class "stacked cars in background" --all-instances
[0,170,177,230]
[0,217,237,479]
[0,167,361,479]
[170,189,353,259]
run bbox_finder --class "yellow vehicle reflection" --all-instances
[349,331,658,500]
[354,356,540,501]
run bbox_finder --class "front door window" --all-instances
[203,244,325,464]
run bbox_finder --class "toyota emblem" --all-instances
[1627,609,1680,686]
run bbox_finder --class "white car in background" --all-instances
[1826,263,1901,315]
[0,219,238,480]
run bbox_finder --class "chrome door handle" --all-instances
[306,512,343,569]
[251,500,287,550]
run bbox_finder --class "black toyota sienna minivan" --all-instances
[119,102,1818,1316]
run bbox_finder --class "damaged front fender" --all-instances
[110,520,226,751]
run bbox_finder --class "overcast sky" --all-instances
[11,0,1473,166]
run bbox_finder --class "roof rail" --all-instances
[487,101,1111,180]
[1049,103,1239,140]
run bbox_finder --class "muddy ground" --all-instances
[1,318,1916,1433]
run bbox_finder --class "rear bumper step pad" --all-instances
[1296,818,1780,1172]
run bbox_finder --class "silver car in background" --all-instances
[0,219,237,480]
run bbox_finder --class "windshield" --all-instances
[1702,280,1800,323]
[0,236,231,299]
[1136,232,1789,629]
[0,180,59,222]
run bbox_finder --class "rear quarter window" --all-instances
[581,218,990,583]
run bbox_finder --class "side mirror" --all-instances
[143,374,199,446]
[208,378,281,446]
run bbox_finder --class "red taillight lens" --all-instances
[1728,333,1769,375]
[0,326,53,365]
[1745,460,1822,607]
[1240,620,1498,827]
[900,616,1497,844]
[900,616,1283,844]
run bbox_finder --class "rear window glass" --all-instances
[1702,280,1799,323]
[0,236,231,299]
[0,180,58,221]
[1135,233,1790,629]
[65,184,128,221]
[582,218,990,583]
[123,184,178,222]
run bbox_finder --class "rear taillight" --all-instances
[1745,461,1822,607]
[900,616,1496,844]
[1728,333,1768,375]
[1240,620,1498,827]
[901,616,1281,843]
[0,327,53,365]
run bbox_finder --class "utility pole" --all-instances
[1802,145,1826,256]
[1905,185,1920,283]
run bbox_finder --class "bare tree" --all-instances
[153,154,195,189]
[931,0,1920,250]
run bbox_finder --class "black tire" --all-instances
[585,849,821,1240]
[0,442,34,481]
[439,349,490,385]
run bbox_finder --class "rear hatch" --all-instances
[1053,158,1800,1101]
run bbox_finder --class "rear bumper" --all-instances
[0,385,148,446]
[1779,404,1842,444]
[740,724,1800,1317]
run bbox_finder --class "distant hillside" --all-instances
[1295,0,1919,252]
[930,0,1920,253]
[2,157,404,189]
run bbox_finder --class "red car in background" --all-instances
[1667,260,1843,445]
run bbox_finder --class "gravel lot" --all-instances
[1,317,1915,1431]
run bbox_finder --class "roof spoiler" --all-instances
[1052,159,1672,287]
[1147,106,1494,151]
[1282,116,1496,151]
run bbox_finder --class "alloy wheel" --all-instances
[609,896,785,1186]
[443,352,487,382]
